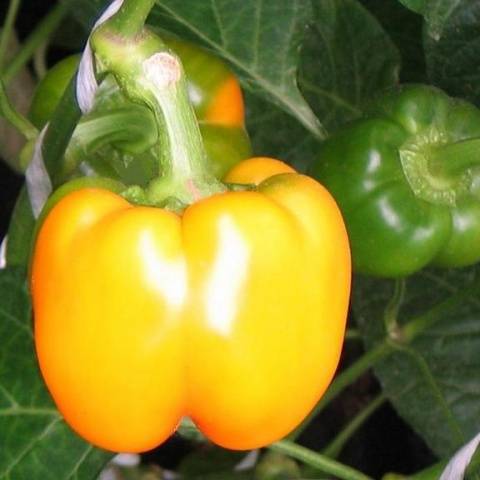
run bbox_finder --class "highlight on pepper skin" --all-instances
[31,158,351,453]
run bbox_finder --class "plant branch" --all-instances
[403,275,480,342]
[270,440,373,480]
[2,2,68,85]
[42,77,82,184]
[33,42,48,80]
[0,0,21,70]
[384,278,406,337]
[0,79,37,139]
[290,341,392,440]
[322,393,387,458]
[345,328,361,341]
[291,274,480,441]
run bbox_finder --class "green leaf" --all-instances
[0,269,112,479]
[361,0,427,83]
[244,92,318,172]
[424,0,480,104]
[178,446,246,477]
[398,0,425,14]
[247,0,401,170]
[6,188,35,270]
[353,267,480,457]
[299,0,401,131]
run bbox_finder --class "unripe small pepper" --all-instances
[310,85,480,278]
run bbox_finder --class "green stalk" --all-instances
[402,276,480,342]
[106,0,156,38]
[0,79,37,139]
[1,2,68,85]
[41,0,156,184]
[322,393,386,458]
[91,5,225,206]
[270,440,373,480]
[143,59,226,205]
[42,77,82,184]
[345,328,361,341]
[383,278,406,338]
[428,138,480,177]
[33,42,48,79]
[73,106,156,155]
[0,0,21,70]
[290,341,392,440]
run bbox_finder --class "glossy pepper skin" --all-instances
[29,36,251,179]
[31,158,351,453]
[310,84,480,278]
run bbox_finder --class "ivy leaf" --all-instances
[361,0,427,83]
[244,93,318,172]
[398,0,425,14]
[247,0,401,170]
[177,446,246,477]
[0,269,112,479]
[424,0,480,104]
[354,267,480,457]
[299,0,401,132]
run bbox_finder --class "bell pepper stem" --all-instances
[107,0,156,38]
[142,52,226,204]
[428,137,480,177]
[91,6,226,206]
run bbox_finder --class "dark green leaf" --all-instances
[0,269,112,479]
[183,474,251,480]
[424,0,480,104]
[254,452,301,480]
[178,445,246,477]
[354,267,480,457]
[6,188,35,270]
[299,0,401,132]
[361,0,426,83]
[245,92,318,172]
[398,0,425,14]
[246,0,402,169]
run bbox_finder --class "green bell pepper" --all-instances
[310,84,480,277]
